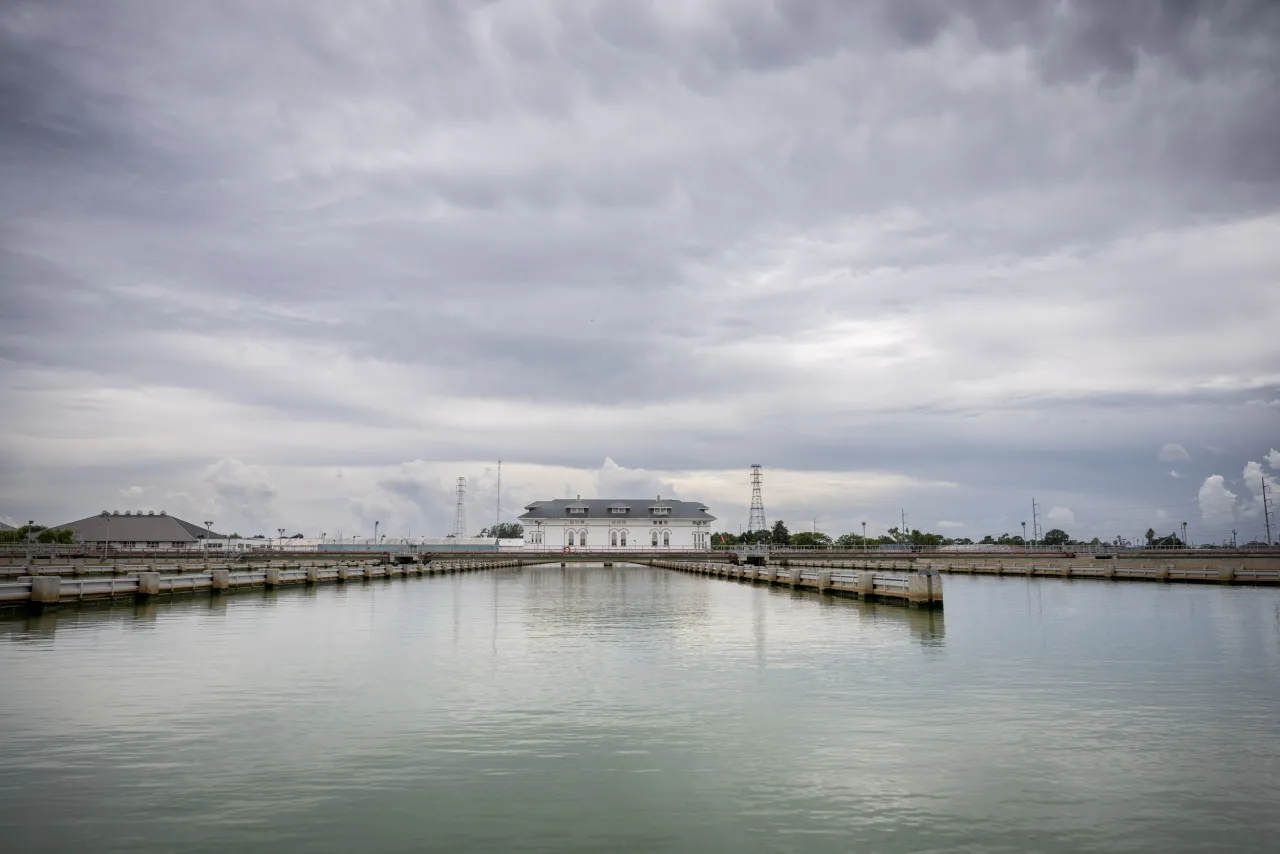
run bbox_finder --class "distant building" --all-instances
[51,511,227,552]
[518,497,715,551]
[0,521,15,532]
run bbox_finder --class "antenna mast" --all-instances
[1263,475,1274,546]
[452,477,467,538]
[748,464,767,533]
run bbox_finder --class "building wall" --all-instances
[520,518,712,551]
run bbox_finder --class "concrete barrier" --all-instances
[31,576,60,606]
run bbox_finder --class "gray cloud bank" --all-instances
[1,1,1278,542]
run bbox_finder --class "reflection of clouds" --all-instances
[1,570,1278,853]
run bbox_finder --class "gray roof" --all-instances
[520,498,715,522]
[52,512,227,542]
[0,521,15,532]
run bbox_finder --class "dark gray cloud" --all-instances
[1,0,1277,541]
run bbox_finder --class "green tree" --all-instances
[770,520,790,544]
[479,522,524,539]
[1042,528,1070,546]
[1145,528,1156,546]
[789,531,832,548]
[37,528,76,544]
[0,524,66,544]
[980,535,997,545]
[835,533,865,548]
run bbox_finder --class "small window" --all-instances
[663,532,670,547]
[620,531,627,547]
[146,541,159,548]
[651,531,658,547]
[567,531,575,547]
[611,531,618,547]
[579,529,587,546]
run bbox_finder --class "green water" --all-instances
[1,565,1278,853]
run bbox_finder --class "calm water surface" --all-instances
[1,566,1278,853]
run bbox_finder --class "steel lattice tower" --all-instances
[748,464,767,532]
[452,477,467,538]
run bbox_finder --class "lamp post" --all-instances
[373,520,379,549]
[277,528,285,553]
[101,511,111,561]
[1181,521,1188,549]
[862,521,867,553]
[1022,521,1027,548]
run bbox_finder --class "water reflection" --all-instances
[1,569,1277,854]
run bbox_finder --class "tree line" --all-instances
[709,522,1105,549]
[0,524,76,544]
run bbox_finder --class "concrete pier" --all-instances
[0,557,531,611]
[651,560,942,609]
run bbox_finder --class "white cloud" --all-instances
[594,458,678,500]
[1046,506,1076,527]
[936,520,965,529]
[1169,470,1185,478]
[1198,475,1237,526]
[118,485,145,498]
[1241,461,1266,519]
[204,457,278,530]
[1158,443,1191,462]
[1267,448,1280,471]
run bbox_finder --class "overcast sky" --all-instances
[2,1,1277,543]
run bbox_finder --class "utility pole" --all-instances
[1231,529,1237,548]
[1263,475,1273,546]
[1031,498,1041,548]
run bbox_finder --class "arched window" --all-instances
[567,531,575,547]
[663,531,670,547]
[620,531,627,547]
[651,530,659,547]
[579,529,588,547]
[611,531,618,547]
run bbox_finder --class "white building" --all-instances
[518,497,716,551]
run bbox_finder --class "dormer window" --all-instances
[650,506,670,516]
[568,506,587,515]
[609,505,630,515]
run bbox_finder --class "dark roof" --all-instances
[519,498,715,521]
[0,521,15,532]
[51,512,227,542]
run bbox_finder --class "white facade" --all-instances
[519,498,716,551]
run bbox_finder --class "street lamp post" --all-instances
[100,511,110,561]
[1022,521,1027,548]
[277,528,286,553]
[862,522,867,553]
[1181,522,1188,549]
[374,520,379,549]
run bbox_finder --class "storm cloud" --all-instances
[1,1,1277,543]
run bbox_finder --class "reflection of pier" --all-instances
[649,560,943,609]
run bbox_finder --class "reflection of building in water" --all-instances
[519,498,716,550]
